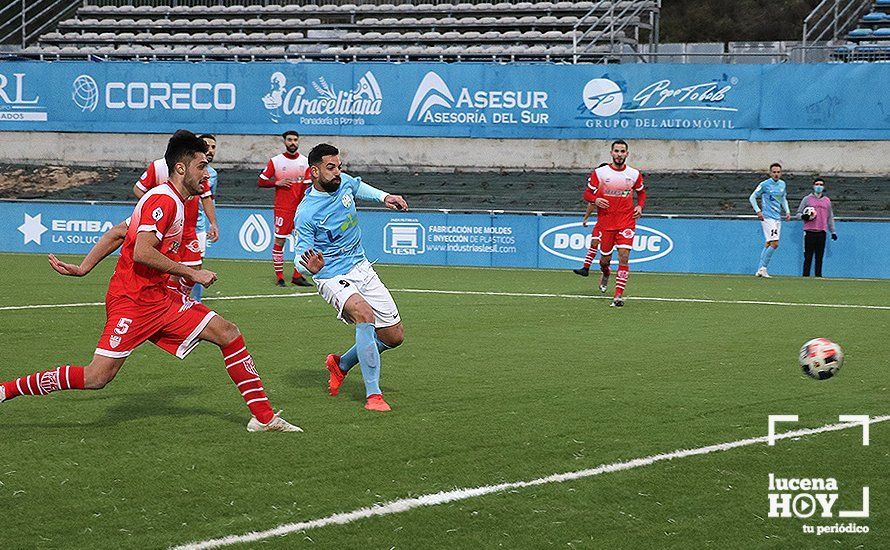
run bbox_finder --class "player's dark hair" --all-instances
[308,143,339,166]
[198,133,216,141]
[770,162,782,170]
[282,130,299,139]
[813,177,825,185]
[165,129,209,173]
[611,139,628,150]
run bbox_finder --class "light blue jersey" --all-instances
[294,172,387,280]
[749,178,790,220]
[196,165,218,233]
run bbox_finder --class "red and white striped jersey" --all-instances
[136,158,169,193]
[258,152,311,211]
[583,164,645,230]
[108,182,185,305]
[137,158,211,240]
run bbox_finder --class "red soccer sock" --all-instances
[221,336,274,424]
[272,243,284,282]
[2,365,85,401]
[291,268,302,281]
[582,243,597,269]
[615,265,629,297]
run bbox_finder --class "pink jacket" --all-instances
[796,194,835,233]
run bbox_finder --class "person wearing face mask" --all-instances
[796,178,837,278]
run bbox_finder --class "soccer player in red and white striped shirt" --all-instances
[1,131,300,432]
[582,140,646,307]
[134,152,218,298]
[258,130,312,287]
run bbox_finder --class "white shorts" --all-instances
[316,260,401,328]
[761,219,781,241]
[196,231,207,255]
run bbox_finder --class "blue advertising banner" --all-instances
[3,200,888,279]
[1,61,888,140]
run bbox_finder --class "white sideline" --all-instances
[1,288,890,312]
[172,415,890,550]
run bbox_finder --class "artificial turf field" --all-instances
[0,252,887,549]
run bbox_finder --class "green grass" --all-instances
[0,253,888,549]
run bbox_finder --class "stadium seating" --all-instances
[837,0,890,61]
[21,0,659,62]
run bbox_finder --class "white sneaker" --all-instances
[247,410,303,433]
[755,267,770,278]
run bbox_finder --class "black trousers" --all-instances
[803,230,827,277]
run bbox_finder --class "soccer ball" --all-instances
[803,206,817,220]
[799,338,844,380]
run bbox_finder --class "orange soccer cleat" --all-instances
[325,354,347,396]
[364,393,391,412]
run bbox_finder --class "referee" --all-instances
[795,178,838,277]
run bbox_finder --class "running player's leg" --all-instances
[613,247,631,306]
[333,263,403,372]
[597,228,614,293]
[0,354,124,402]
[758,220,780,276]
[1,300,154,403]
[340,294,390,411]
[610,228,634,306]
[191,231,207,301]
[574,233,600,276]
[151,295,300,431]
[273,208,296,286]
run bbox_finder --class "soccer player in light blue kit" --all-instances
[192,134,220,301]
[749,162,791,278]
[296,144,408,412]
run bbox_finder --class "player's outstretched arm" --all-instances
[582,202,596,226]
[133,232,217,287]
[383,194,408,211]
[202,195,220,242]
[48,220,128,277]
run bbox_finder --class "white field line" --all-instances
[172,415,890,550]
[1,288,890,312]
[0,293,316,312]
[393,288,890,310]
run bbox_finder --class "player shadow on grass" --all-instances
[283,367,391,404]
[11,385,243,428]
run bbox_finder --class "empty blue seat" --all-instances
[874,27,890,37]
[847,28,873,37]
[862,12,886,22]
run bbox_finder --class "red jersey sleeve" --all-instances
[199,177,213,199]
[634,173,646,209]
[582,170,599,203]
[258,159,276,187]
[136,162,157,193]
[136,195,177,241]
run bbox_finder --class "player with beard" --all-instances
[3,131,301,433]
[295,144,408,412]
[258,130,312,287]
[583,140,646,307]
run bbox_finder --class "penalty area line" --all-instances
[171,415,890,550]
